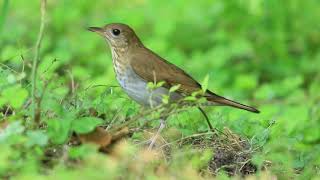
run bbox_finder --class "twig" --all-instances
[109,100,199,134]
[42,58,57,74]
[31,0,46,125]
[106,107,124,130]
[35,77,53,125]
[131,106,191,134]
[19,55,26,84]
[67,70,77,107]
[238,159,252,173]
[20,55,25,73]
[4,105,11,117]
[84,84,119,91]
[158,131,216,149]
[109,104,165,134]
[23,98,32,109]
[0,62,19,74]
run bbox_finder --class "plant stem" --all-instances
[31,0,46,125]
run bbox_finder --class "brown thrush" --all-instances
[88,23,259,146]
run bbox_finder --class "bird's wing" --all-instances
[130,47,260,113]
[130,48,202,95]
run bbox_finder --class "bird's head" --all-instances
[88,23,141,49]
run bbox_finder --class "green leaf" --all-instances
[0,85,28,109]
[69,144,96,159]
[26,130,48,147]
[147,81,166,90]
[201,75,209,93]
[169,84,181,93]
[162,95,169,104]
[147,82,156,90]
[72,117,103,134]
[125,108,135,117]
[184,96,197,101]
[191,149,212,169]
[47,118,73,144]
[191,90,202,97]
[156,81,166,88]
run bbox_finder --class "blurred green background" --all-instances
[1,0,320,179]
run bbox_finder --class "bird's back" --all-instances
[128,47,259,113]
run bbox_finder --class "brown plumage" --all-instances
[88,23,259,113]
[130,47,259,113]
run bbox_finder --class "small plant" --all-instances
[0,0,319,179]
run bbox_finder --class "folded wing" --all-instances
[130,47,259,113]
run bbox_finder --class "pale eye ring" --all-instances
[112,29,121,36]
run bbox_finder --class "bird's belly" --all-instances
[116,70,181,107]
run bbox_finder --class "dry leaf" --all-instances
[78,127,112,147]
[0,120,9,130]
[111,127,130,141]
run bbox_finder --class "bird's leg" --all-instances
[148,119,166,150]
[198,107,223,136]
[198,107,214,131]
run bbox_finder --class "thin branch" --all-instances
[84,84,119,91]
[106,107,124,130]
[4,105,11,117]
[42,58,57,74]
[34,77,53,124]
[31,0,46,124]
[67,70,78,107]
[158,131,216,149]
[0,62,19,74]
[109,100,202,134]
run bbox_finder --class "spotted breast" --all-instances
[111,47,181,107]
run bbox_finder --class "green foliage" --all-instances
[201,74,210,93]
[0,85,28,109]
[72,117,103,134]
[0,0,320,179]
[169,84,181,93]
[47,116,103,144]
[147,81,166,90]
[47,118,73,144]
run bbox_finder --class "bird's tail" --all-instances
[206,92,260,113]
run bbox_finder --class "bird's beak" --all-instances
[88,27,104,36]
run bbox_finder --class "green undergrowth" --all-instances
[1,0,320,179]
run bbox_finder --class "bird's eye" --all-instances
[112,29,121,36]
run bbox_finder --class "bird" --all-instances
[88,23,259,148]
